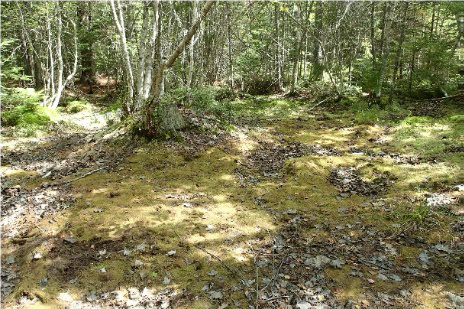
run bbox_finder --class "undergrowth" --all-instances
[1,88,59,136]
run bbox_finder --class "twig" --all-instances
[410,93,462,102]
[55,167,105,185]
[260,253,288,293]
[263,295,289,302]
[34,223,47,234]
[194,245,247,283]
[307,96,333,112]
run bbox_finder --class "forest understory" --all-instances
[1,92,462,309]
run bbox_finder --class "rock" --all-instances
[167,250,176,256]
[86,293,98,302]
[135,244,146,251]
[64,238,77,244]
[134,260,143,268]
[123,248,131,256]
[377,273,388,281]
[163,277,171,284]
[419,252,430,265]
[159,104,187,131]
[296,301,311,309]
[209,290,223,300]
[57,292,73,302]
[389,274,402,282]
[434,243,452,254]
[128,287,140,300]
[33,253,42,260]
[205,225,216,232]
[208,270,218,276]
[39,278,48,287]
[6,257,15,264]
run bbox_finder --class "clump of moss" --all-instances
[63,100,91,113]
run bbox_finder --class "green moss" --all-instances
[326,266,364,302]
[63,100,91,113]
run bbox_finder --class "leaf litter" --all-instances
[1,101,461,308]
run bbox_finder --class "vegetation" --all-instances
[1,1,462,308]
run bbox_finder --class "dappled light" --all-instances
[1,0,462,308]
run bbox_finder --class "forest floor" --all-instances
[1,94,463,308]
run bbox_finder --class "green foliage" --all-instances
[168,86,236,119]
[0,87,58,136]
[392,202,431,226]
[0,39,31,84]
[352,58,378,93]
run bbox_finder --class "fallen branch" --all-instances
[55,167,105,185]
[308,95,338,112]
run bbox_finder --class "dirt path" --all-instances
[1,104,462,308]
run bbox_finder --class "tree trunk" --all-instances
[389,3,408,104]
[77,1,94,92]
[312,1,323,80]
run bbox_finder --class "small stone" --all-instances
[128,287,140,300]
[208,270,218,276]
[419,252,430,264]
[39,278,48,287]
[434,244,452,254]
[94,208,104,213]
[367,278,375,284]
[57,292,73,302]
[296,301,311,309]
[100,268,106,273]
[6,257,15,264]
[64,238,77,244]
[33,253,43,260]
[377,273,388,281]
[205,225,215,232]
[183,202,193,207]
[86,293,98,302]
[390,274,402,282]
[286,209,297,215]
[209,290,223,300]
[167,250,176,256]
[123,248,131,256]
[135,244,146,251]
[163,277,171,284]
[134,260,143,268]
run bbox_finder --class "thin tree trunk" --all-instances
[312,1,323,80]
[389,3,408,104]
[77,1,94,91]
[187,0,198,89]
